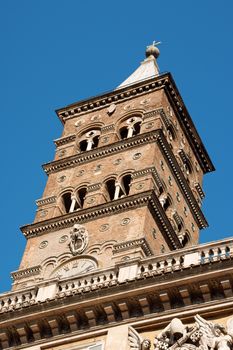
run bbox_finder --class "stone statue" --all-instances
[128,315,233,350]
[68,224,88,255]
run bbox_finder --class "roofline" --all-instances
[55,73,214,173]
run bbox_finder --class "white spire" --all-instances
[117,42,161,89]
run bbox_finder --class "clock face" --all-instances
[50,258,97,279]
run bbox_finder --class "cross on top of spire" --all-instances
[145,40,161,59]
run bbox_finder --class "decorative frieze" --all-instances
[194,182,205,199]
[56,74,214,174]
[101,124,115,134]
[157,132,208,229]
[11,266,41,281]
[113,238,153,257]
[87,182,102,193]
[36,195,57,207]
[132,166,163,192]
[23,190,181,249]
[54,134,76,147]
[42,129,207,230]
[43,131,160,174]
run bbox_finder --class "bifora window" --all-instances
[79,129,101,152]
[119,116,142,139]
[105,174,131,200]
[61,187,87,213]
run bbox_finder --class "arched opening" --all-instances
[119,126,128,140]
[133,121,141,136]
[105,179,116,200]
[77,187,87,208]
[105,174,132,201]
[163,196,171,211]
[62,192,73,213]
[182,232,189,247]
[92,135,99,148]
[119,116,142,140]
[122,174,131,195]
[79,139,88,152]
[79,129,101,152]
[167,125,176,141]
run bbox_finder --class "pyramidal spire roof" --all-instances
[117,41,161,89]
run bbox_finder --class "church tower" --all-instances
[0,44,232,350]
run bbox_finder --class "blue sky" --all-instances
[0,0,233,293]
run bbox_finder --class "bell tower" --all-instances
[2,44,233,350]
[12,43,214,291]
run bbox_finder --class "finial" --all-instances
[145,41,161,59]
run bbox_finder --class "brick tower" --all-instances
[0,44,232,350]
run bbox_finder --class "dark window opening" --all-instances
[77,187,87,207]
[132,121,141,136]
[79,139,88,152]
[120,127,128,139]
[106,179,116,200]
[62,193,72,213]
[163,197,171,211]
[122,174,131,195]
[92,135,99,148]
[182,233,189,247]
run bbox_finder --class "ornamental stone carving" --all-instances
[68,224,88,255]
[128,315,233,350]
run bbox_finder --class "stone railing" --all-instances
[0,287,37,313]
[0,237,232,314]
[136,237,233,279]
[57,269,119,297]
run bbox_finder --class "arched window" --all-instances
[159,194,172,211]
[61,187,87,213]
[79,129,101,152]
[167,125,176,141]
[105,174,132,201]
[105,179,116,201]
[119,116,142,140]
[179,231,190,247]
[61,192,74,213]
[178,150,193,177]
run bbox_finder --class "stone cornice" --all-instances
[132,166,163,191]
[21,189,181,249]
[54,134,76,147]
[113,238,153,257]
[11,266,42,281]
[42,129,207,229]
[55,73,214,174]
[42,130,160,175]
[194,182,205,199]
[156,132,208,229]
[36,195,57,207]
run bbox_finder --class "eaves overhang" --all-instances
[55,73,214,174]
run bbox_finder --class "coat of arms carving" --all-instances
[68,224,88,255]
[129,315,233,350]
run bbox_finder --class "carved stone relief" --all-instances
[129,315,233,350]
[113,158,122,165]
[39,241,48,249]
[57,175,66,183]
[59,235,68,243]
[39,209,48,218]
[57,149,67,158]
[99,224,109,232]
[69,224,88,255]
[121,218,131,226]
[133,152,142,160]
